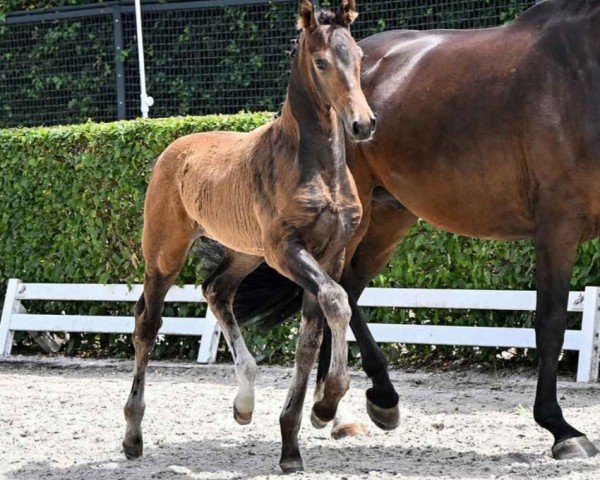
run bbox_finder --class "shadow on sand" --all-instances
[9,437,600,480]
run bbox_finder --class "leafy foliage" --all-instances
[4,1,102,10]
[1,1,534,127]
[0,113,273,359]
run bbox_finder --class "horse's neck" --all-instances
[279,71,346,184]
[515,0,600,27]
[516,1,600,60]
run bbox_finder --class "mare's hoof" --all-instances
[280,459,304,474]
[310,408,329,429]
[331,421,368,440]
[552,436,599,460]
[366,396,400,431]
[122,441,143,460]
[233,404,253,425]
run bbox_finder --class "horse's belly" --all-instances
[389,177,535,240]
[189,195,265,256]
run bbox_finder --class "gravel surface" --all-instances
[1,356,599,479]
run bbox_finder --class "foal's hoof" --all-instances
[233,404,253,425]
[331,421,368,440]
[552,436,599,460]
[280,459,304,474]
[122,441,143,460]
[366,396,400,431]
[310,408,329,430]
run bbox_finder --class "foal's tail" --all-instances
[196,238,303,328]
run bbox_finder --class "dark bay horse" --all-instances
[231,0,600,461]
[123,0,374,472]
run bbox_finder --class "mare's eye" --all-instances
[315,59,329,70]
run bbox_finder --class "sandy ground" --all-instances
[0,357,599,480]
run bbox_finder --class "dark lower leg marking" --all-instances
[123,272,178,459]
[311,282,351,424]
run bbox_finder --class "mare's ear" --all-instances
[339,0,358,26]
[298,0,317,30]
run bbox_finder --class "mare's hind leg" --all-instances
[202,250,262,425]
[279,294,323,473]
[123,205,195,459]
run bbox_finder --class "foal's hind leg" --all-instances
[202,250,261,425]
[123,210,195,459]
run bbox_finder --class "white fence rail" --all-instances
[0,279,220,363]
[1,279,599,382]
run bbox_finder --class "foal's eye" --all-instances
[314,59,329,70]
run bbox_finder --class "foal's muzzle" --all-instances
[351,116,377,141]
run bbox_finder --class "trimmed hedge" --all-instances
[1,114,600,367]
[0,114,278,359]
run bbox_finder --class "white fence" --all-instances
[1,279,599,382]
[0,279,220,363]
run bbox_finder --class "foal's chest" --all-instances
[294,180,362,259]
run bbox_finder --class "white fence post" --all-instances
[577,286,600,382]
[0,279,22,357]
[196,307,220,364]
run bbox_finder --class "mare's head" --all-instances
[295,0,375,141]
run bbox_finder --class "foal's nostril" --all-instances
[370,117,377,132]
[352,121,361,136]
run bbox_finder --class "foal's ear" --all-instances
[298,0,316,30]
[339,0,358,26]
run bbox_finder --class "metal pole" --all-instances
[112,5,126,119]
[134,0,153,118]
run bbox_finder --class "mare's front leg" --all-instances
[327,201,417,432]
[265,241,351,425]
[534,215,598,459]
[279,294,323,473]
[202,250,262,424]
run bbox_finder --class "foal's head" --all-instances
[295,0,375,141]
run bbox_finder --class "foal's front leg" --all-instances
[202,250,262,424]
[265,241,351,427]
[279,295,323,473]
[309,253,352,427]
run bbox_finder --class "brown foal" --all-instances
[122,0,374,472]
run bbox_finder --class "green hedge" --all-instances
[2,114,600,368]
